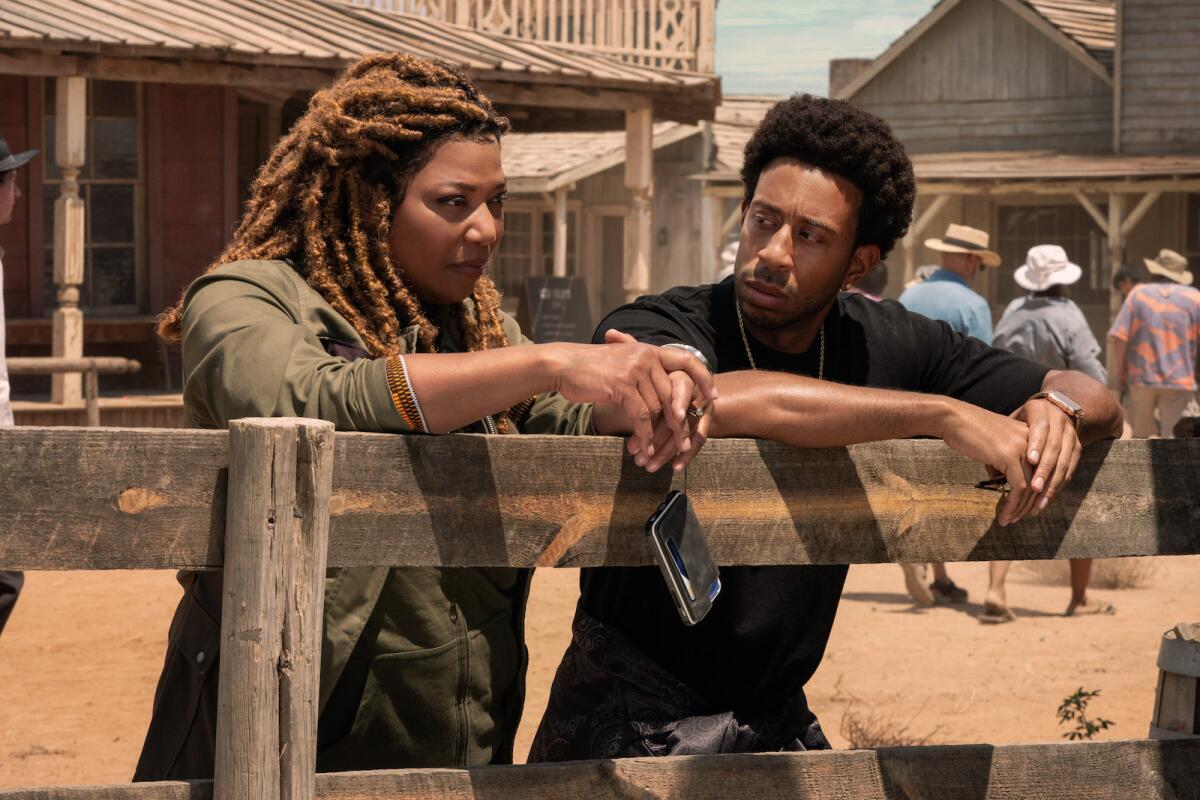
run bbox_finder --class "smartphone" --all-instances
[645,490,721,625]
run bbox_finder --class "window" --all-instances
[42,79,142,314]
[496,210,535,300]
[491,203,580,311]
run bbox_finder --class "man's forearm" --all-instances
[1041,369,1123,444]
[706,371,959,447]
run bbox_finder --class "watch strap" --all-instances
[1030,390,1083,429]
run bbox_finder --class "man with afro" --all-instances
[530,95,1122,760]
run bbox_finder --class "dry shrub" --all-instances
[832,676,945,749]
[839,706,944,749]
[1017,558,1160,590]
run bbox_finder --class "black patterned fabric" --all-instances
[528,607,830,761]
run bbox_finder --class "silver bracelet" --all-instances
[660,342,710,370]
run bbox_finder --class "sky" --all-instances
[716,0,938,96]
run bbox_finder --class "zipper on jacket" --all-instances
[482,415,498,435]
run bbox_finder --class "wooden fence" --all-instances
[5,357,141,427]
[1,419,1198,799]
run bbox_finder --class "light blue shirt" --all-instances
[898,268,993,345]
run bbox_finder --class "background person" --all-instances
[1112,264,1146,300]
[895,223,1002,606]
[135,52,711,781]
[0,137,36,638]
[1108,248,1200,438]
[988,244,1114,621]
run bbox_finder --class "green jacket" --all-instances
[135,259,591,779]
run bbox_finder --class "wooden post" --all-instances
[1108,192,1126,320]
[553,186,569,277]
[700,192,719,280]
[279,421,334,800]
[901,194,951,285]
[1121,191,1161,239]
[1150,623,1200,739]
[84,369,99,428]
[214,418,334,800]
[454,0,471,26]
[696,0,716,73]
[623,106,653,303]
[1073,191,1110,234]
[51,76,86,406]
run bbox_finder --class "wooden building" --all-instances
[0,0,718,424]
[702,0,1200,351]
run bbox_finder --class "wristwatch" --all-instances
[1029,390,1084,430]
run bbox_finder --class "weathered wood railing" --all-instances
[6,357,141,427]
[351,0,716,71]
[1,420,1198,800]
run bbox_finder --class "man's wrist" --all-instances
[1029,390,1084,429]
[919,395,961,440]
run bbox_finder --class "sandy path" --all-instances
[2,557,1196,789]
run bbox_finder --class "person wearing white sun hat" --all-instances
[989,244,1114,622]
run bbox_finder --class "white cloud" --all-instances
[716,0,937,94]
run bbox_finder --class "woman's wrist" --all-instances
[532,342,571,395]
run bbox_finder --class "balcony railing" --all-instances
[351,0,715,72]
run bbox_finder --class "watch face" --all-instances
[1049,391,1083,415]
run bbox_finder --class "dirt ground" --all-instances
[2,557,1197,790]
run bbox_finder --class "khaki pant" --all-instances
[1127,385,1195,438]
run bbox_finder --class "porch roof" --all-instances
[0,0,719,121]
[701,149,1200,195]
[503,122,699,193]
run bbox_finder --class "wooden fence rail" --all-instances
[1,419,1198,800]
[2,427,1199,571]
[6,357,141,427]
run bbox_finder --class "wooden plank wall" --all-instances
[152,84,231,314]
[853,0,1113,154]
[1119,0,1200,155]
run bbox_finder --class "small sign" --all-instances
[515,276,593,344]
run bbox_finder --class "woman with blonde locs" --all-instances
[135,51,713,779]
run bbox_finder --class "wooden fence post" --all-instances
[1150,623,1200,739]
[214,418,334,800]
[280,421,335,800]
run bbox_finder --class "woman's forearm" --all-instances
[403,345,561,432]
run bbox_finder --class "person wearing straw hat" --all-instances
[988,244,1114,620]
[1108,248,1200,438]
[896,223,1001,606]
[0,135,37,637]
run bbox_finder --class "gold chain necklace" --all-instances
[735,296,825,380]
